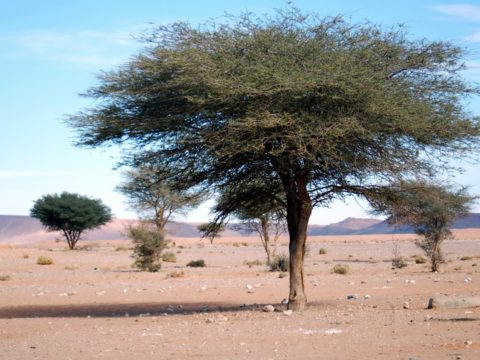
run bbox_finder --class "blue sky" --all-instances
[1,0,480,224]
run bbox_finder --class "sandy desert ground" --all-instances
[1,230,480,360]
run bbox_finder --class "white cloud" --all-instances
[0,27,142,67]
[465,30,480,42]
[431,4,480,22]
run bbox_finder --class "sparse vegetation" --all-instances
[269,254,289,272]
[64,264,79,270]
[162,251,177,263]
[333,264,349,275]
[391,242,407,269]
[187,259,206,268]
[244,259,264,268]
[0,274,12,281]
[22,253,29,259]
[167,270,185,278]
[414,255,427,264]
[37,256,54,265]
[318,248,327,255]
[115,245,129,252]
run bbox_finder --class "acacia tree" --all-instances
[369,182,475,272]
[117,166,204,231]
[68,10,479,310]
[31,192,112,249]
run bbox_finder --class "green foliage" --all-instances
[128,223,169,272]
[30,192,112,250]
[37,256,54,265]
[332,264,349,275]
[269,253,289,272]
[186,259,206,267]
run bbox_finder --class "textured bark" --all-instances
[285,177,313,311]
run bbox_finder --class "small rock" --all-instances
[283,310,293,316]
[347,294,358,300]
[262,305,275,313]
[403,301,410,309]
[405,279,416,284]
[245,284,253,290]
[465,340,473,346]
[433,278,440,282]
[364,294,371,299]
[281,298,289,305]
[200,286,207,291]
[464,277,472,283]
[348,281,355,285]
[360,280,367,284]
[95,291,106,296]
[324,328,343,335]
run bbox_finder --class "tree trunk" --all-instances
[260,217,272,265]
[284,177,313,311]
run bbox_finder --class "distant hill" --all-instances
[1,213,480,243]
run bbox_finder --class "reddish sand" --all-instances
[1,229,480,359]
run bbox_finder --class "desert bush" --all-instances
[64,264,79,270]
[128,223,169,272]
[167,270,185,278]
[243,259,264,268]
[318,247,327,255]
[37,256,54,265]
[162,251,177,263]
[0,274,12,281]
[22,253,29,259]
[115,245,129,252]
[414,254,427,264]
[269,253,289,272]
[391,242,407,269]
[333,264,349,275]
[187,259,206,268]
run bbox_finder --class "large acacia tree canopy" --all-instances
[69,10,479,212]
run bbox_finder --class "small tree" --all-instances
[117,166,204,231]
[128,222,169,272]
[30,192,112,250]
[370,182,475,272]
[197,222,225,243]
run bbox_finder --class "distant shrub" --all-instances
[37,256,54,265]
[115,245,129,252]
[269,254,289,272]
[64,264,79,270]
[22,253,30,259]
[243,259,264,268]
[0,274,12,281]
[162,251,177,263]
[167,270,185,278]
[414,255,427,264]
[187,259,206,268]
[333,264,349,275]
[391,242,407,269]
[318,248,327,255]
